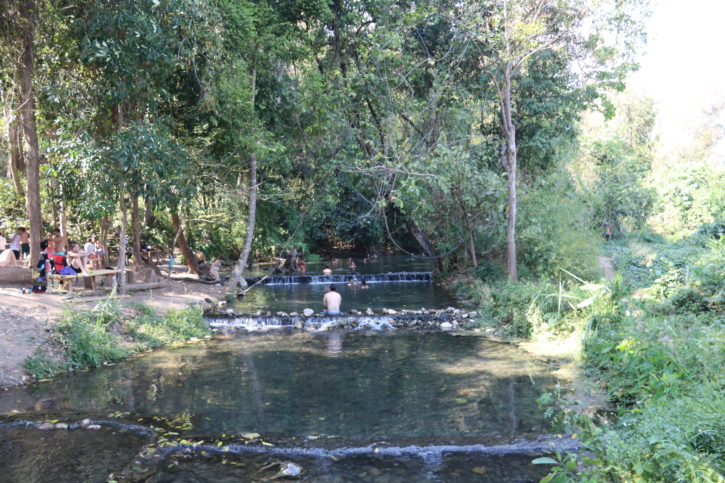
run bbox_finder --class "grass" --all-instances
[24,298,209,379]
[561,234,723,482]
[455,230,724,481]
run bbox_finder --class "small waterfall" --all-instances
[244,271,432,286]
[208,315,397,331]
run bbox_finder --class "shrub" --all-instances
[41,299,209,375]
[55,310,129,369]
[518,172,602,281]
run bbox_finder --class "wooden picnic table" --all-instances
[47,268,127,293]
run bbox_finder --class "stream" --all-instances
[0,257,567,482]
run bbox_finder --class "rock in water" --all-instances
[275,462,303,478]
[303,308,314,317]
[440,322,453,330]
[365,307,374,315]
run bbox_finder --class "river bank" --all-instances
[0,277,226,389]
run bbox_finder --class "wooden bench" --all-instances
[47,269,127,293]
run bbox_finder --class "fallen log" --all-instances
[0,266,32,283]
[126,281,169,291]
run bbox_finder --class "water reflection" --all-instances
[0,333,560,442]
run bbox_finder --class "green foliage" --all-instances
[125,305,208,349]
[563,236,725,482]
[458,279,553,337]
[518,170,602,280]
[23,349,64,380]
[42,298,209,375]
[54,300,130,369]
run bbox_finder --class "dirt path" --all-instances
[598,256,615,281]
[0,279,226,389]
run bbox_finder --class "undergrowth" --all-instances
[24,299,208,379]
[539,234,724,482]
[454,230,724,481]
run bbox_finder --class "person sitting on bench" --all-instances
[67,243,91,276]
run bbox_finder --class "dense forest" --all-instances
[1,1,724,481]
[1,0,646,286]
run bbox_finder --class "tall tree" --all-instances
[17,0,42,268]
[455,0,645,280]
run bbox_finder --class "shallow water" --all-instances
[245,254,436,277]
[0,332,564,481]
[232,281,456,313]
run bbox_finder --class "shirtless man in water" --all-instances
[323,285,342,315]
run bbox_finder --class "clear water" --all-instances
[232,281,456,314]
[0,332,563,482]
[0,333,555,438]
[0,256,563,481]
[232,254,453,313]
[245,254,436,277]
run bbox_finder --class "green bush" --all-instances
[39,299,209,376]
[582,310,725,481]
[518,172,602,281]
[23,349,65,380]
[471,280,555,337]
[55,309,130,369]
[126,306,208,348]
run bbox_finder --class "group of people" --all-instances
[0,227,30,266]
[0,227,105,278]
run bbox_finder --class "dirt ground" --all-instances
[0,273,227,389]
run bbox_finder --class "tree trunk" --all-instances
[18,0,42,269]
[406,219,438,259]
[115,105,128,294]
[59,183,68,238]
[5,100,25,197]
[227,66,259,293]
[501,61,518,281]
[131,196,144,266]
[171,212,198,275]
[227,151,257,292]
[100,216,110,267]
[118,191,128,294]
[144,197,155,229]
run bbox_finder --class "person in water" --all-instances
[323,285,342,315]
[360,279,368,289]
[322,265,332,275]
[347,277,357,287]
[297,256,307,275]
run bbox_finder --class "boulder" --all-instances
[440,322,453,330]
[365,308,374,315]
[303,308,314,317]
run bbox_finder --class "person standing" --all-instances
[209,259,222,282]
[84,237,98,269]
[20,228,30,260]
[323,285,342,315]
[9,228,23,260]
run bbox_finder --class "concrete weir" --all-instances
[244,271,432,286]
[206,307,476,331]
